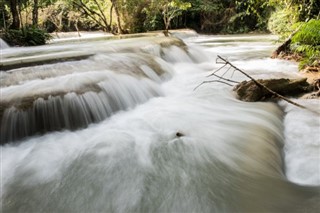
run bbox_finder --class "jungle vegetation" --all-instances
[0,0,319,69]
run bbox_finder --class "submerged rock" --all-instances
[233,78,314,102]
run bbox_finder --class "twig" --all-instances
[194,80,233,91]
[195,62,239,91]
[207,64,227,76]
[206,73,239,83]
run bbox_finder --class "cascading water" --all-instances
[1,32,319,213]
[0,38,9,49]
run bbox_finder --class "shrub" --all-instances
[268,7,299,40]
[291,19,320,46]
[3,26,51,46]
[291,19,320,69]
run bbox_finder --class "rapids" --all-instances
[0,32,319,212]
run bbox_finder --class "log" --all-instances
[233,78,314,102]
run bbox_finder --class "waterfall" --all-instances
[1,33,319,213]
[0,38,9,49]
[0,37,186,143]
[0,71,163,143]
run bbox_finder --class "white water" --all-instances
[1,34,319,212]
[0,39,9,49]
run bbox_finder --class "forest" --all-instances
[0,0,319,70]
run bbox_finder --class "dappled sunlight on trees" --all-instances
[0,0,319,46]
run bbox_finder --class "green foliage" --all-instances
[234,0,271,30]
[292,19,320,45]
[3,25,51,46]
[268,7,300,39]
[143,12,164,31]
[150,0,191,31]
[291,20,320,69]
[201,0,274,34]
[268,0,320,22]
[2,0,318,35]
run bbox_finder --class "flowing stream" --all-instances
[0,32,319,213]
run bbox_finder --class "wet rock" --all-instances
[176,132,184,137]
[233,78,314,102]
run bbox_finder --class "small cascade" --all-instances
[0,53,173,88]
[0,71,163,144]
[0,36,197,144]
[0,38,10,49]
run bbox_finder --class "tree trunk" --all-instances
[111,0,123,34]
[162,4,170,35]
[109,4,113,27]
[9,0,20,29]
[32,0,39,26]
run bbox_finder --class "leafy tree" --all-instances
[234,0,272,31]
[150,0,191,34]
[163,0,191,34]
[187,0,228,32]
[117,0,150,33]
[72,0,112,32]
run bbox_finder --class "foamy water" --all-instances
[187,35,320,186]
[1,33,319,212]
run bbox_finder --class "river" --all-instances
[0,32,319,212]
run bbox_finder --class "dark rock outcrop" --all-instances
[233,78,314,102]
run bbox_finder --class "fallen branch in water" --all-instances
[194,80,234,90]
[195,55,319,114]
[216,55,309,109]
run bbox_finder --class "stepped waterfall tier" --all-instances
[1,33,319,212]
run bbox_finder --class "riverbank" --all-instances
[276,53,320,84]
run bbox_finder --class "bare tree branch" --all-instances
[206,73,239,83]
[194,80,233,91]
[72,0,111,32]
[206,64,228,77]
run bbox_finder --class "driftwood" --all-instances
[195,55,320,114]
